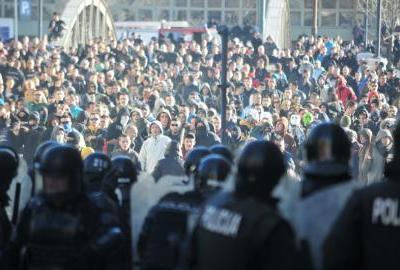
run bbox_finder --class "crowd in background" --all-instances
[0,26,398,183]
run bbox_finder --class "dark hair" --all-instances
[184,132,196,140]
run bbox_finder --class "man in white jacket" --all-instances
[139,121,171,174]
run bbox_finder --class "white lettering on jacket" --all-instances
[200,206,242,237]
[372,197,400,226]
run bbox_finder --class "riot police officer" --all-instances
[284,122,359,270]
[83,152,120,216]
[324,122,400,270]
[0,146,19,250]
[84,152,113,190]
[191,140,300,270]
[209,144,234,164]
[30,140,60,196]
[4,145,123,270]
[195,153,231,193]
[103,155,138,270]
[183,146,211,180]
[106,156,138,218]
[138,147,211,270]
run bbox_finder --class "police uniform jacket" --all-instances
[324,178,400,270]
[192,191,299,270]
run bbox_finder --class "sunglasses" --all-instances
[90,118,99,121]
[171,124,179,127]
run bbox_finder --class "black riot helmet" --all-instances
[235,140,286,200]
[32,141,60,196]
[303,122,351,178]
[33,140,60,168]
[0,146,19,206]
[195,154,231,191]
[0,146,19,180]
[84,152,112,191]
[209,144,234,164]
[38,145,83,196]
[184,146,211,176]
[110,156,138,207]
[111,156,138,184]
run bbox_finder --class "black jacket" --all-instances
[192,191,301,270]
[324,179,400,270]
[151,157,185,183]
[3,194,124,270]
[138,191,207,270]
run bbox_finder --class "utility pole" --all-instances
[257,0,266,40]
[364,0,369,47]
[312,0,318,36]
[38,0,43,38]
[14,0,18,41]
[218,25,229,145]
[377,0,382,57]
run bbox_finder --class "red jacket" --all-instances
[336,79,357,106]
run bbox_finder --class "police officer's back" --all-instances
[84,152,129,269]
[83,152,119,214]
[0,146,19,250]
[138,147,212,270]
[324,122,400,270]
[285,122,359,270]
[192,141,299,270]
[4,145,123,270]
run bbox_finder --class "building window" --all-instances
[290,0,302,9]
[243,0,256,9]
[339,12,353,27]
[208,10,222,23]
[242,10,256,25]
[190,0,204,7]
[176,10,187,20]
[321,10,336,26]
[141,0,153,6]
[175,0,187,7]
[158,0,170,6]
[190,10,204,23]
[137,9,153,21]
[4,5,14,18]
[291,11,302,26]
[304,11,313,26]
[225,0,239,8]
[225,10,239,25]
[159,9,170,20]
[208,0,222,8]
[339,0,353,9]
[304,0,312,9]
[322,0,337,9]
[31,6,38,20]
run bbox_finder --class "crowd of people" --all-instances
[0,28,398,182]
[0,22,399,269]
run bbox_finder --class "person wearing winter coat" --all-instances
[111,134,141,171]
[139,121,171,174]
[151,140,185,183]
[368,128,394,184]
[335,76,357,107]
[194,118,220,147]
[358,128,373,183]
[274,117,297,155]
